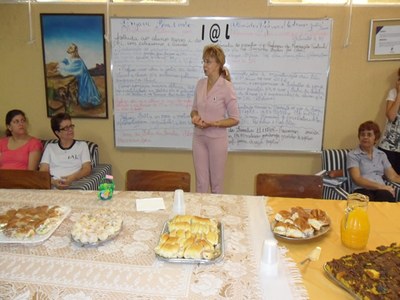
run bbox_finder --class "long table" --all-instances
[0,189,295,300]
[266,197,400,300]
[0,189,398,299]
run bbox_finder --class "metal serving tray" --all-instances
[155,221,224,264]
[323,263,361,300]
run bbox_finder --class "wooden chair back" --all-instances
[126,169,191,192]
[256,173,323,199]
[0,170,51,190]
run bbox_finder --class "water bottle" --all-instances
[98,175,115,200]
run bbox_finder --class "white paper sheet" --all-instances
[136,197,165,211]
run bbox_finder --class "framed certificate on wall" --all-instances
[368,19,400,61]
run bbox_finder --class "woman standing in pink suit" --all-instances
[190,44,240,194]
[0,109,43,170]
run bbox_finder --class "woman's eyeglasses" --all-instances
[202,59,216,65]
[59,124,75,131]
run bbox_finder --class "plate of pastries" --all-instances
[324,243,400,300]
[154,214,224,264]
[71,208,123,246]
[0,205,70,243]
[271,206,330,241]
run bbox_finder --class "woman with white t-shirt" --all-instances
[40,113,91,189]
[378,67,400,174]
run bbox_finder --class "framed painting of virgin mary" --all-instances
[40,14,108,119]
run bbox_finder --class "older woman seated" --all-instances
[347,120,400,202]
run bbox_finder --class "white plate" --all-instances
[272,221,330,241]
[0,206,71,244]
[271,209,331,241]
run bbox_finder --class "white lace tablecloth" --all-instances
[0,189,307,299]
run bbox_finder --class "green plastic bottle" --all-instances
[98,175,115,200]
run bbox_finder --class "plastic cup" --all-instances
[260,239,279,276]
[173,189,185,215]
[262,239,278,264]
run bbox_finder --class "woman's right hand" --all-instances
[192,115,205,128]
[52,178,68,190]
[384,185,395,197]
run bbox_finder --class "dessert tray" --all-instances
[271,207,331,241]
[323,263,360,300]
[155,215,224,264]
[0,205,71,244]
[71,208,123,247]
[323,243,400,300]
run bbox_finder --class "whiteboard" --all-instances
[110,18,332,151]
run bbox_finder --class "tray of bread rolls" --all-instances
[271,206,331,241]
[154,215,224,264]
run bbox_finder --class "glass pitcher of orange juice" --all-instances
[340,193,370,249]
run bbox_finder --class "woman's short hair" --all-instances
[358,120,381,141]
[5,109,26,137]
[51,112,71,136]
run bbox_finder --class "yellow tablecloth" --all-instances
[266,197,400,300]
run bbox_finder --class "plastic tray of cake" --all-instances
[155,221,224,265]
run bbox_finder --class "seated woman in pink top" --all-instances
[0,109,43,170]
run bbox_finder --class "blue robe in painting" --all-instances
[58,57,101,108]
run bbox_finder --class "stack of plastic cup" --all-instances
[260,239,279,277]
[172,189,185,215]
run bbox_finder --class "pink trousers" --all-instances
[192,134,228,194]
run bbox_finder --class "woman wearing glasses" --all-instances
[190,44,240,194]
[347,120,400,202]
[40,112,91,189]
[0,109,43,170]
